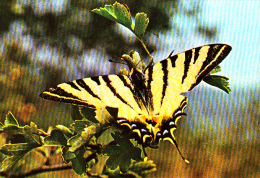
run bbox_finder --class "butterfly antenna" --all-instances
[109,59,127,66]
[167,49,175,58]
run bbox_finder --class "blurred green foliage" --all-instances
[0,0,259,177]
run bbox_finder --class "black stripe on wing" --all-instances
[193,47,201,64]
[39,86,95,108]
[161,60,168,106]
[76,78,101,100]
[117,75,135,97]
[194,44,232,89]
[146,66,153,92]
[40,77,103,108]
[118,75,143,110]
[182,50,193,83]
[102,76,131,107]
[67,81,80,90]
[167,44,231,91]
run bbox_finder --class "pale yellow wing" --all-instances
[40,75,147,121]
[145,44,232,117]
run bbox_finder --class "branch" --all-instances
[0,164,72,177]
[0,151,100,177]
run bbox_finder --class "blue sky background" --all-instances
[151,0,259,88]
[202,0,259,87]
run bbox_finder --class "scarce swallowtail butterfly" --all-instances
[40,44,232,162]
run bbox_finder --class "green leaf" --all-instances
[56,125,73,137]
[103,132,142,172]
[73,120,92,134]
[203,75,231,94]
[44,129,67,146]
[210,65,221,74]
[80,107,98,123]
[2,124,41,145]
[134,13,149,39]
[92,2,149,39]
[2,125,20,133]
[1,155,24,172]
[71,105,84,121]
[92,2,133,31]
[70,154,87,176]
[62,147,75,162]
[22,125,41,145]
[68,125,97,152]
[71,105,100,123]
[5,112,19,126]
[67,134,85,152]
[129,160,157,175]
[0,122,4,131]
[62,147,87,176]
[0,143,39,156]
[1,149,46,175]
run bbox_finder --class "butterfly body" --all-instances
[40,44,232,154]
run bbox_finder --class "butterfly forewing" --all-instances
[145,44,232,118]
[40,75,145,121]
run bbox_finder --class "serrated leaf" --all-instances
[68,125,97,152]
[71,105,84,121]
[56,125,73,137]
[210,65,221,74]
[2,125,20,132]
[0,143,38,156]
[62,147,87,176]
[1,149,46,175]
[22,125,41,145]
[73,120,92,134]
[203,75,231,94]
[1,155,24,172]
[2,124,41,145]
[44,129,67,146]
[80,107,98,123]
[70,154,87,176]
[103,133,142,172]
[93,2,149,39]
[92,2,133,31]
[5,112,19,126]
[134,13,149,39]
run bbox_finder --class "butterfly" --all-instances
[40,44,232,162]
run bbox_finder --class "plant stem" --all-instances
[139,38,154,67]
